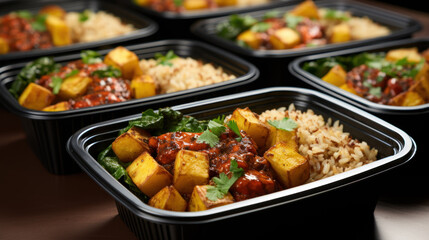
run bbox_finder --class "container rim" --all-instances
[288,37,429,115]
[0,39,259,120]
[67,86,416,225]
[190,0,423,58]
[0,0,159,62]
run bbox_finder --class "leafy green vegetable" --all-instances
[197,130,220,148]
[81,50,102,64]
[267,117,298,131]
[284,14,304,29]
[250,22,271,32]
[9,57,61,98]
[323,9,350,21]
[31,14,47,32]
[173,0,183,6]
[65,69,80,78]
[206,159,244,201]
[216,14,258,40]
[91,66,122,78]
[155,50,178,67]
[227,120,242,142]
[79,10,91,22]
[50,76,63,94]
[14,10,33,19]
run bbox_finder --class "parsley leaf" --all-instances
[65,69,80,78]
[155,50,178,67]
[79,10,91,22]
[50,76,63,94]
[31,14,47,32]
[206,159,244,201]
[197,130,219,148]
[227,120,242,141]
[267,117,298,131]
[14,10,33,19]
[250,22,271,32]
[91,66,122,78]
[81,50,102,64]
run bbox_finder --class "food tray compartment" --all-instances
[0,39,258,174]
[0,0,158,63]
[191,0,422,86]
[67,87,416,240]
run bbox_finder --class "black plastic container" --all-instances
[0,39,258,175]
[191,0,422,88]
[118,0,300,39]
[67,87,416,240]
[0,0,158,64]
[289,37,428,173]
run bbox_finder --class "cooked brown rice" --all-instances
[259,104,378,182]
[65,11,136,43]
[139,57,236,94]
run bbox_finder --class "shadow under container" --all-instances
[0,0,158,65]
[0,39,258,175]
[289,37,429,178]
[118,0,300,39]
[191,0,422,89]
[67,87,416,240]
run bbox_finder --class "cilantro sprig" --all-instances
[267,117,298,131]
[206,159,244,201]
[197,119,241,147]
[155,50,178,67]
[49,69,80,94]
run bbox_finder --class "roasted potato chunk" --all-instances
[269,28,301,50]
[148,185,187,211]
[130,75,157,99]
[104,46,140,79]
[18,83,55,110]
[290,0,320,19]
[322,64,347,87]
[339,83,358,95]
[215,0,237,6]
[229,107,269,150]
[188,185,234,212]
[45,15,72,46]
[0,37,9,54]
[264,142,310,188]
[385,48,422,63]
[42,101,71,112]
[183,0,209,10]
[58,75,92,100]
[173,150,210,194]
[39,5,67,19]
[112,126,151,163]
[266,124,298,151]
[237,30,262,49]
[126,152,173,197]
[330,23,351,43]
[390,90,425,106]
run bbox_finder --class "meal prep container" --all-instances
[289,37,428,172]
[0,39,258,175]
[67,87,416,240]
[117,0,300,39]
[191,0,422,88]
[0,0,158,64]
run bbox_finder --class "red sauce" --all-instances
[148,129,282,201]
[0,14,53,52]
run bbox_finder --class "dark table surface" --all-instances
[1,0,429,239]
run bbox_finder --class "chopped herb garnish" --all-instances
[31,14,47,32]
[250,22,271,32]
[50,76,63,94]
[173,0,183,6]
[263,10,280,19]
[91,66,122,78]
[267,117,298,131]
[323,9,350,21]
[227,120,242,141]
[369,87,382,98]
[284,14,304,29]
[206,159,244,201]
[65,69,80,78]
[79,10,92,22]
[14,10,33,19]
[197,130,220,148]
[155,50,178,67]
[81,50,102,64]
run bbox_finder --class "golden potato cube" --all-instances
[183,0,209,10]
[188,185,234,212]
[112,126,152,163]
[18,83,55,110]
[173,150,209,194]
[148,185,187,211]
[269,28,301,50]
[39,5,67,19]
[126,152,173,197]
[385,48,422,63]
[237,30,262,49]
[42,101,71,112]
[0,37,9,54]
[290,0,320,19]
[45,15,72,46]
[264,142,310,188]
[414,61,429,102]
[134,0,150,6]
[339,83,358,95]
[266,124,298,151]
[330,23,351,43]
[322,64,347,87]
[390,91,425,106]
[229,107,269,150]
[131,75,157,99]
[58,75,92,100]
[104,46,140,79]
[215,0,237,6]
